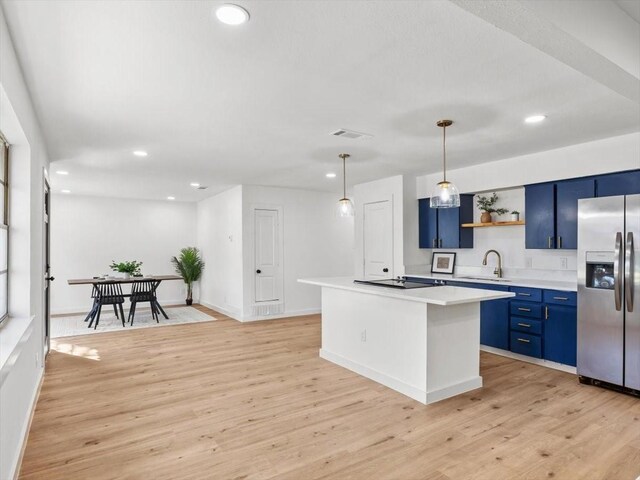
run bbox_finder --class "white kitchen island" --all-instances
[299,277,515,404]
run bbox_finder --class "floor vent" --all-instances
[251,303,284,318]
[330,128,373,140]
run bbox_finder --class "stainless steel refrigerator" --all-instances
[577,194,639,395]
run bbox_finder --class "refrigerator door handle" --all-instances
[626,232,634,312]
[614,232,623,311]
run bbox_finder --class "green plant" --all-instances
[476,193,509,215]
[171,247,205,305]
[110,260,142,275]
[511,210,520,215]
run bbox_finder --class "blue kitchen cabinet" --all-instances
[525,178,595,250]
[418,198,438,248]
[480,294,510,350]
[596,170,640,197]
[418,195,474,249]
[525,183,556,249]
[555,178,595,249]
[543,304,577,367]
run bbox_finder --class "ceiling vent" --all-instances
[330,128,373,140]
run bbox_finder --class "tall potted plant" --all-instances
[171,247,204,306]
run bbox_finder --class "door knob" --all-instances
[256,269,261,274]
[383,268,389,273]
[45,276,55,282]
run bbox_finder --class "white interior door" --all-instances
[254,208,281,302]
[363,200,393,279]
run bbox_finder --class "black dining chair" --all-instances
[128,280,161,325]
[88,282,126,329]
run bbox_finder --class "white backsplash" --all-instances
[406,187,578,284]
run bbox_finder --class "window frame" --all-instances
[0,131,8,324]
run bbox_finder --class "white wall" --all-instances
[354,175,429,279]
[241,185,354,321]
[417,132,640,197]
[50,195,197,314]
[197,186,244,318]
[0,4,49,479]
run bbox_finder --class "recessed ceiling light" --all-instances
[61,189,71,194]
[190,182,201,188]
[133,150,148,157]
[56,170,69,175]
[167,196,175,200]
[525,115,547,124]
[215,4,250,25]
[326,173,337,178]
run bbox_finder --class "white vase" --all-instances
[511,214,520,221]
[123,272,131,279]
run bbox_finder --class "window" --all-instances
[0,132,8,323]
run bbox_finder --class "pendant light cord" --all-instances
[442,123,447,183]
[343,155,346,198]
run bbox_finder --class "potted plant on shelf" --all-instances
[511,210,520,222]
[171,247,205,306]
[476,193,509,223]
[109,260,143,279]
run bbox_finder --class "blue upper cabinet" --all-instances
[596,170,640,197]
[418,195,474,249]
[525,183,556,249]
[525,178,595,250]
[555,178,595,250]
[418,198,438,248]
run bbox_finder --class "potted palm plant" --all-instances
[171,247,205,306]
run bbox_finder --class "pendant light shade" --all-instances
[337,153,354,217]
[430,120,460,208]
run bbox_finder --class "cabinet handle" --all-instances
[518,293,531,297]
[383,268,389,273]
[517,338,530,343]
[545,306,549,320]
[432,238,437,248]
[548,236,552,249]
[558,236,562,249]
[553,296,568,301]
[517,323,531,328]
[439,239,442,248]
[517,307,531,312]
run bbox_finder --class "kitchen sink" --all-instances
[457,276,512,283]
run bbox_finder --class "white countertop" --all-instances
[298,277,515,306]
[405,274,577,292]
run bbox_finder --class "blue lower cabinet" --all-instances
[543,304,577,366]
[510,301,543,319]
[510,316,542,335]
[510,331,543,358]
[481,298,510,350]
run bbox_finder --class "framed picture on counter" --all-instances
[431,252,456,275]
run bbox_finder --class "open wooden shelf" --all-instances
[461,220,525,228]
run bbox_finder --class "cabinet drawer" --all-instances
[510,287,542,302]
[510,332,542,358]
[543,290,577,306]
[510,301,543,318]
[510,316,542,335]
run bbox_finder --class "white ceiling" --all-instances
[2,0,639,201]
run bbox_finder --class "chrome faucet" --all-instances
[482,250,503,278]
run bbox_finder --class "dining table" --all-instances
[67,275,183,326]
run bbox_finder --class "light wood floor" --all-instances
[19,305,640,480]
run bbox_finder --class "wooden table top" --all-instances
[67,275,183,285]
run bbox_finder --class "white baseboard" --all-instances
[426,376,483,404]
[12,362,44,480]
[240,308,320,322]
[481,345,577,374]
[320,348,428,403]
[198,301,320,323]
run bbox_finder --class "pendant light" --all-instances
[337,153,354,217]
[430,120,460,208]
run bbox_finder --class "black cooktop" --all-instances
[353,278,438,289]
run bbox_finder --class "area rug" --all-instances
[51,306,217,338]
